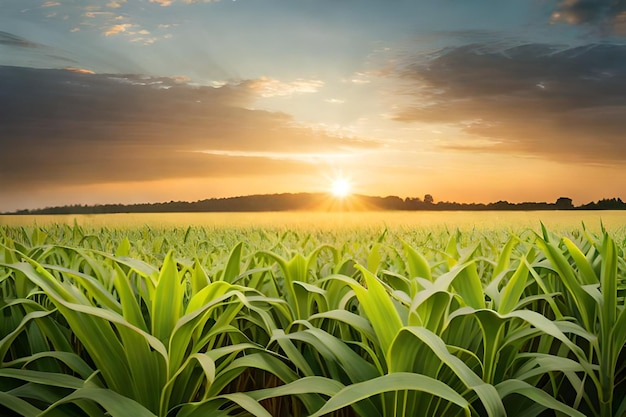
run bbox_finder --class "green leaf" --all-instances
[452,261,486,310]
[389,327,505,417]
[221,242,243,282]
[0,368,84,389]
[308,372,470,417]
[115,237,131,257]
[0,391,41,417]
[535,237,597,331]
[190,259,210,295]
[0,308,55,365]
[353,266,404,356]
[247,375,344,400]
[562,237,598,286]
[496,379,586,417]
[151,251,184,343]
[367,242,384,273]
[409,290,452,332]
[498,257,529,314]
[402,240,432,281]
[600,232,617,329]
[4,351,95,381]
[42,387,157,417]
[492,236,519,279]
[112,264,148,331]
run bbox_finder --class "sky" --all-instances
[1,0,626,212]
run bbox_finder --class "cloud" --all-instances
[616,12,626,34]
[149,0,173,6]
[130,37,157,45]
[346,72,372,84]
[393,42,626,164]
[100,19,157,43]
[41,1,61,7]
[85,11,114,18]
[551,0,626,33]
[104,23,133,36]
[0,66,374,191]
[0,31,40,48]
[65,67,95,74]
[244,77,324,98]
[0,31,77,67]
[107,0,127,8]
[197,150,359,164]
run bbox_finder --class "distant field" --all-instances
[2,210,626,233]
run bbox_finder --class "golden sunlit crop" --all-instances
[331,178,351,198]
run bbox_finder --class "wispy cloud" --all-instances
[78,0,180,10]
[197,149,356,163]
[107,0,127,8]
[41,1,61,7]
[245,77,324,98]
[85,11,114,18]
[64,67,95,74]
[104,23,133,36]
[0,31,40,48]
[149,0,173,6]
[0,31,77,67]
[130,36,158,45]
[346,72,372,85]
[180,0,221,3]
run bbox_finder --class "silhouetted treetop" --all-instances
[8,194,626,214]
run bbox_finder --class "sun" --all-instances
[331,178,351,198]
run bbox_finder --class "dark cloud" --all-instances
[393,42,626,164]
[551,0,626,33]
[0,31,40,48]
[0,66,372,190]
[0,31,77,66]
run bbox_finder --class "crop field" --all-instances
[1,212,625,416]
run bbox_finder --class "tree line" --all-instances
[8,194,626,215]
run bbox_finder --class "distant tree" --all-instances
[555,197,574,210]
[424,194,434,204]
[594,198,626,210]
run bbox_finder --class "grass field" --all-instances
[1,212,625,416]
[3,211,626,232]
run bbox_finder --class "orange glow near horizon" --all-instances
[4,155,626,213]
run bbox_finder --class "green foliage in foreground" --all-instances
[0,223,625,416]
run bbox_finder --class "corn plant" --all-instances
[0,221,624,416]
